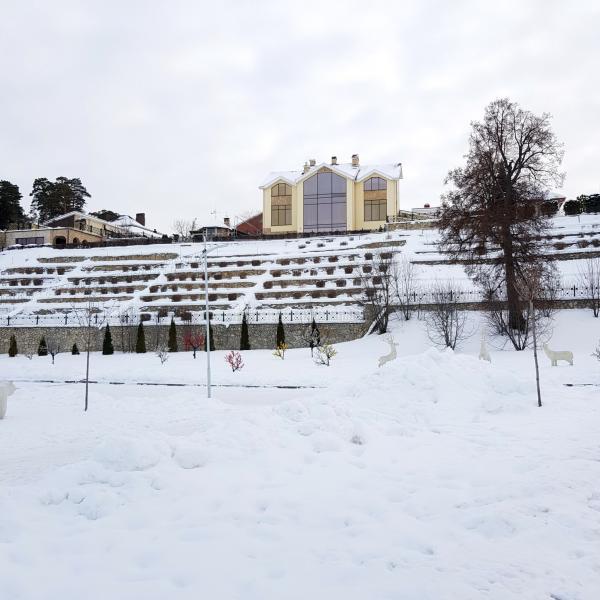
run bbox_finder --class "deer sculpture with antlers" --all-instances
[378,334,398,368]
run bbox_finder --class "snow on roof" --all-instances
[259,160,403,189]
[113,215,164,237]
[193,213,232,230]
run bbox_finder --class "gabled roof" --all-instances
[259,160,402,189]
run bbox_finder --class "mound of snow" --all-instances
[93,436,168,471]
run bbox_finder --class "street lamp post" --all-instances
[203,233,212,398]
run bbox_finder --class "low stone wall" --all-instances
[0,320,370,354]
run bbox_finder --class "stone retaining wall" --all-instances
[0,320,370,354]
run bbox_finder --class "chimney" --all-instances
[352,154,359,167]
[331,156,338,165]
[224,216,230,227]
[309,158,316,167]
[135,212,146,226]
[302,161,310,174]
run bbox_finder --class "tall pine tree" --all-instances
[168,317,178,352]
[276,313,285,347]
[135,322,146,353]
[30,177,90,222]
[102,324,114,355]
[0,181,25,229]
[240,312,250,350]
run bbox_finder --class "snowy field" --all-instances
[1,310,600,599]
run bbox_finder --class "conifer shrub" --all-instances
[38,336,48,356]
[102,324,114,355]
[276,313,285,347]
[72,343,80,355]
[240,312,250,350]
[8,335,17,357]
[168,317,178,352]
[136,322,147,353]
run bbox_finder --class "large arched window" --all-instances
[271,183,292,226]
[303,170,347,232]
[364,176,388,221]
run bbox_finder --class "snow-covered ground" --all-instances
[1,310,599,599]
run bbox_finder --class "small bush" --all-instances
[273,342,288,360]
[225,350,244,372]
[72,343,80,355]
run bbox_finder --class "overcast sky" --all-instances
[1,0,599,232]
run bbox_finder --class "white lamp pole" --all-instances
[203,233,212,398]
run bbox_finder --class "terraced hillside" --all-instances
[0,233,404,324]
[1,213,599,326]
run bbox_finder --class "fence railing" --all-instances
[396,283,598,305]
[0,307,365,328]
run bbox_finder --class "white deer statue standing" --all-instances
[0,381,17,419]
[378,335,398,368]
[479,330,491,362]
[542,343,573,366]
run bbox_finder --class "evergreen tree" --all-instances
[135,322,147,353]
[29,177,90,222]
[168,317,178,352]
[0,181,25,229]
[102,324,114,355]
[38,336,48,356]
[72,343,80,355]
[203,321,215,351]
[276,313,285,347]
[309,318,320,356]
[8,334,17,357]
[240,312,250,350]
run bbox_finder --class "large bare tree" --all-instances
[439,99,564,348]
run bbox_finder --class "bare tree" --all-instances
[578,257,600,317]
[424,280,473,350]
[70,301,108,412]
[172,218,197,241]
[314,342,337,366]
[156,343,169,365]
[481,267,555,351]
[46,336,61,364]
[392,256,419,321]
[358,253,394,334]
[439,98,564,348]
[118,307,136,352]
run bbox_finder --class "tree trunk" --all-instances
[501,220,524,333]
[530,298,542,407]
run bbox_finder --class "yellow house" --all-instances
[260,154,402,235]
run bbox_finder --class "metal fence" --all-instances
[397,283,598,305]
[0,306,365,328]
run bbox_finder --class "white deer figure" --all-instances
[479,330,491,362]
[0,381,17,419]
[378,335,398,368]
[543,343,573,366]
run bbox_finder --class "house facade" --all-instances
[260,154,402,235]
